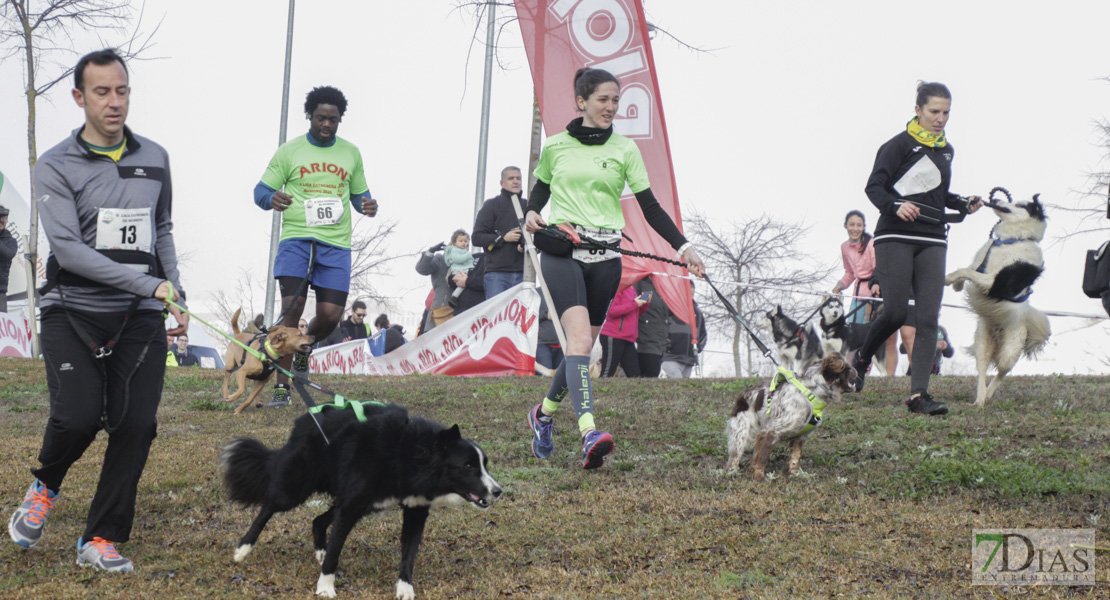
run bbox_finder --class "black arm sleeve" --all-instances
[524,180,551,216]
[634,187,688,250]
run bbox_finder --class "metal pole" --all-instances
[264,0,296,325]
[473,0,496,218]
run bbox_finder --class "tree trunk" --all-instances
[22,10,41,357]
[527,89,541,197]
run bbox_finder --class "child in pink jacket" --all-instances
[598,286,650,377]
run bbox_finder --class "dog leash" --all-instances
[162,285,382,445]
[702,274,779,367]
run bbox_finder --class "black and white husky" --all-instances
[818,297,885,364]
[221,402,502,599]
[944,194,1051,406]
[761,305,824,372]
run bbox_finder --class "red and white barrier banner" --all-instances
[0,312,33,358]
[309,284,540,377]
[515,0,695,332]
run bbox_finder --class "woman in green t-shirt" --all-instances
[523,67,705,469]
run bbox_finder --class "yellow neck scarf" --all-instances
[906,117,946,148]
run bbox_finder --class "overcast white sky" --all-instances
[2,0,1109,376]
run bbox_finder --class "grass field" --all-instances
[1,357,1107,599]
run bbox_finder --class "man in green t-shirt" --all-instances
[253,86,378,406]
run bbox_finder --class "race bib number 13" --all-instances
[304,197,344,226]
[95,207,153,252]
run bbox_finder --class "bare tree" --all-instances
[686,211,835,377]
[1,0,160,354]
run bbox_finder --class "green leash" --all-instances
[162,284,382,440]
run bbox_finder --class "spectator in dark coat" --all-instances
[372,314,407,354]
[416,241,452,330]
[0,204,16,313]
[661,301,707,378]
[321,300,369,346]
[448,252,487,314]
[472,166,527,300]
[634,277,669,377]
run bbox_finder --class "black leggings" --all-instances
[858,241,946,396]
[600,335,640,377]
[539,254,622,326]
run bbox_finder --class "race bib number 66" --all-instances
[304,197,344,227]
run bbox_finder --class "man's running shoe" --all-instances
[267,384,290,408]
[8,480,57,548]
[77,537,133,572]
[292,351,310,376]
[581,430,614,470]
[527,404,554,459]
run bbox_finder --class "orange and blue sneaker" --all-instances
[8,479,57,548]
[77,537,134,572]
[581,430,614,470]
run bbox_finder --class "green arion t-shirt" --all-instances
[260,134,370,249]
[533,131,650,230]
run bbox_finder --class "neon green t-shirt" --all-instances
[533,131,650,230]
[260,135,370,249]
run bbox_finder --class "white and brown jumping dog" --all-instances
[725,353,856,480]
[944,194,1051,406]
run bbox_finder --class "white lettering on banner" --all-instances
[550,0,651,139]
[0,313,33,358]
[613,83,652,138]
[310,285,540,377]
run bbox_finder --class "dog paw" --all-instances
[233,544,252,562]
[395,579,415,600]
[316,573,337,598]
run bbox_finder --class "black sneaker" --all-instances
[906,393,948,416]
[267,385,290,408]
[850,354,871,393]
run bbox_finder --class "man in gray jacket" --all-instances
[7,49,187,573]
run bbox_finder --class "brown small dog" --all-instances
[222,308,314,414]
[725,353,856,480]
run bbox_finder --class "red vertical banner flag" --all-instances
[515,0,696,332]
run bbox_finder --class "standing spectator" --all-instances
[172,334,199,367]
[165,334,179,367]
[444,230,474,306]
[252,85,378,407]
[298,318,309,336]
[634,278,668,378]
[448,252,487,314]
[832,210,876,324]
[416,240,451,330]
[8,49,188,570]
[0,204,15,313]
[661,301,707,378]
[472,166,527,299]
[535,296,563,373]
[850,81,983,416]
[370,314,406,355]
[322,300,369,346]
[599,286,649,377]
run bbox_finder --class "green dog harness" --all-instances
[765,366,826,439]
[308,395,381,422]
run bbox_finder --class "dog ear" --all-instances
[435,425,462,449]
[1025,194,1046,221]
[272,331,287,342]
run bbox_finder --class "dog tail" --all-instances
[231,307,243,335]
[221,437,273,506]
[1022,307,1051,357]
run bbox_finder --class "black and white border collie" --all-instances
[944,194,1051,406]
[221,402,501,599]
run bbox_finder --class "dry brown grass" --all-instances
[1,358,1107,599]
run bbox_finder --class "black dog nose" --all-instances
[492,487,502,499]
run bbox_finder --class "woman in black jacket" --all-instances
[851,81,982,415]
